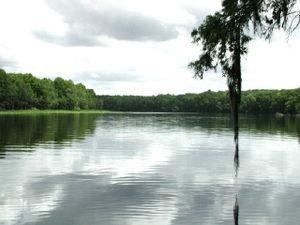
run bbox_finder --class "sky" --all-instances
[0,0,299,95]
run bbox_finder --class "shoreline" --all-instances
[0,110,299,117]
[0,109,113,115]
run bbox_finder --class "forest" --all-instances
[1,69,299,114]
[0,69,98,110]
[99,89,300,114]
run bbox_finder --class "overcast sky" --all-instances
[0,0,299,95]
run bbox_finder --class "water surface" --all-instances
[0,113,299,225]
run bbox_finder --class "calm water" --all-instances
[0,113,299,225]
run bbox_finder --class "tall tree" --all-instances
[189,0,299,168]
[189,0,255,168]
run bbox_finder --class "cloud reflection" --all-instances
[0,114,300,224]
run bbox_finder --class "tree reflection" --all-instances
[0,114,98,157]
[233,112,240,223]
[234,142,239,177]
[234,129,239,177]
[233,195,239,225]
[231,108,240,177]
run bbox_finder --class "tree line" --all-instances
[0,69,98,110]
[99,88,300,114]
[1,68,299,114]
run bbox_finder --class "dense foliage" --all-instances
[1,69,299,114]
[99,88,300,114]
[0,69,97,110]
[189,0,299,154]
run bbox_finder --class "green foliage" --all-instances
[54,78,78,109]
[0,69,97,110]
[11,74,38,109]
[1,69,299,115]
[98,88,300,114]
[189,0,299,141]
[0,69,17,109]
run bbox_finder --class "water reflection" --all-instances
[234,136,240,177]
[233,195,239,225]
[0,113,299,225]
[233,114,240,223]
[0,114,98,157]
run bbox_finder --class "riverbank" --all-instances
[0,110,299,117]
[0,109,113,115]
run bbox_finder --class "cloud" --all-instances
[34,0,179,46]
[73,71,143,83]
[71,71,145,95]
[183,2,220,28]
[33,30,103,47]
[0,55,17,70]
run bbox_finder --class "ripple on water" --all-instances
[0,113,299,225]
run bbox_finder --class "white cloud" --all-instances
[0,0,299,95]
[243,30,300,90]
